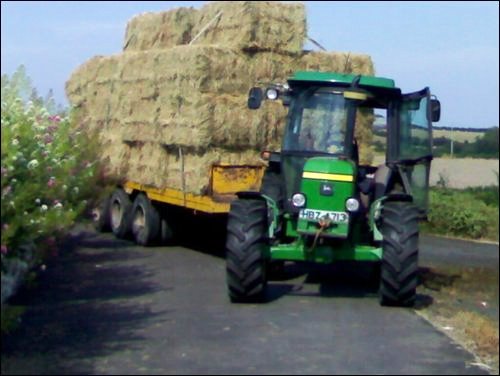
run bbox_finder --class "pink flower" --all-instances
[44,134,53,144]
[47,177,56,188]
[47,125,59,133]
[49,115,61,123]
[1,245,7,255]
[2,224,9,230]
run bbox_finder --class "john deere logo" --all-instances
[320,183,333,196]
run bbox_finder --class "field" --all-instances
[372,156,499,188]
[433,128,484,143]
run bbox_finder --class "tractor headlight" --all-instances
[266,88,279,100]
[345,198,360,212]
[292,193,306,208]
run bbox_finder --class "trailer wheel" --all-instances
[226,199,268,302]
[131,193,160,246]
[379,201,419,307]
[110,188,133,239]
[92,196,111,232]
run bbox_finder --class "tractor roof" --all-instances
[288,71,397,90]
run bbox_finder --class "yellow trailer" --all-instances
[96,164,265,245]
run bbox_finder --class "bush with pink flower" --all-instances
[1,66,104,303]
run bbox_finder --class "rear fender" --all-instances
[369,193,413,242]
[236,191,279,239]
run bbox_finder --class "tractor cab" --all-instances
[227,71,440,307]
[249,71,440,218]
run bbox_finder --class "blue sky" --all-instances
[1,1,498,128]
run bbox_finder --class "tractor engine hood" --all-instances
[296,157,357,239]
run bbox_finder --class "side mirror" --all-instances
[247,87,263,109]
[431,99,441,122]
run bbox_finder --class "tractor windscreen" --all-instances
[283,88,352,155]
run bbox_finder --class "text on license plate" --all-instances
[299,209,349,223]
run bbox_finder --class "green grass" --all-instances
[422,185,499,241]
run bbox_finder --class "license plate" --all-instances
[299,209,349,223]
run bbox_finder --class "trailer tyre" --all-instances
[226,199,268,302]
[92,196,111,232]
[131,193,160,246]
[110,188,133,239]
[379,201,420,307]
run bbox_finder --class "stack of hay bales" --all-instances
[66,1,375,195]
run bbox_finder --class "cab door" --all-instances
[394,87,433,217]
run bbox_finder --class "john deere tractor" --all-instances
[225,71,441,306]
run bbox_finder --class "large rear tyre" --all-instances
[379,201,420,307]
[110,188,133,239]
[131,193,161,246]
[226,199,268,303]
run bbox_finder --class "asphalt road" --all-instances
[1,223,497,375]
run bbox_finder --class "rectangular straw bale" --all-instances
[155,92,286,150]
[86,82,113,122]
[116,80,159,124]
[125,142,170,188]
[122,121,160,143]
[247,51,375,83]
[123,7,196,51]
[154,45,248,93]
[94,55,122,84]
[296,51,374,75]
[191,1,306,54]
[66,56,105,105]
[355,108,375,165]
[120,50,159,81]
[124,143,265,193]
[99,140,131,179]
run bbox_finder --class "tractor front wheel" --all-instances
[226,199,268,302]
[379,201,419,307]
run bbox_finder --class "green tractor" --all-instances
[225,71,441,306]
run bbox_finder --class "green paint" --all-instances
[270,241,382,263]
[289,71,396,89]
[297,157,356,238]
[302,157,356,175]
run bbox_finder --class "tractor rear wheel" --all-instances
[226,199,268,302]
[110,188,133,239]
[131,193,160,246]
[379,201,419,307]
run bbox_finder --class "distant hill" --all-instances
[432,126,495,133]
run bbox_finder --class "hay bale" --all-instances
[67,27,377,189]
[123,7,196,51]
[190,1,306,54]
[120,50,159,81]
[154,45,248,93]
[125,143,264,193]
[123,2,306,54]
[148,93,285,150]
[66,56,106,107]
[248,50,375,82]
